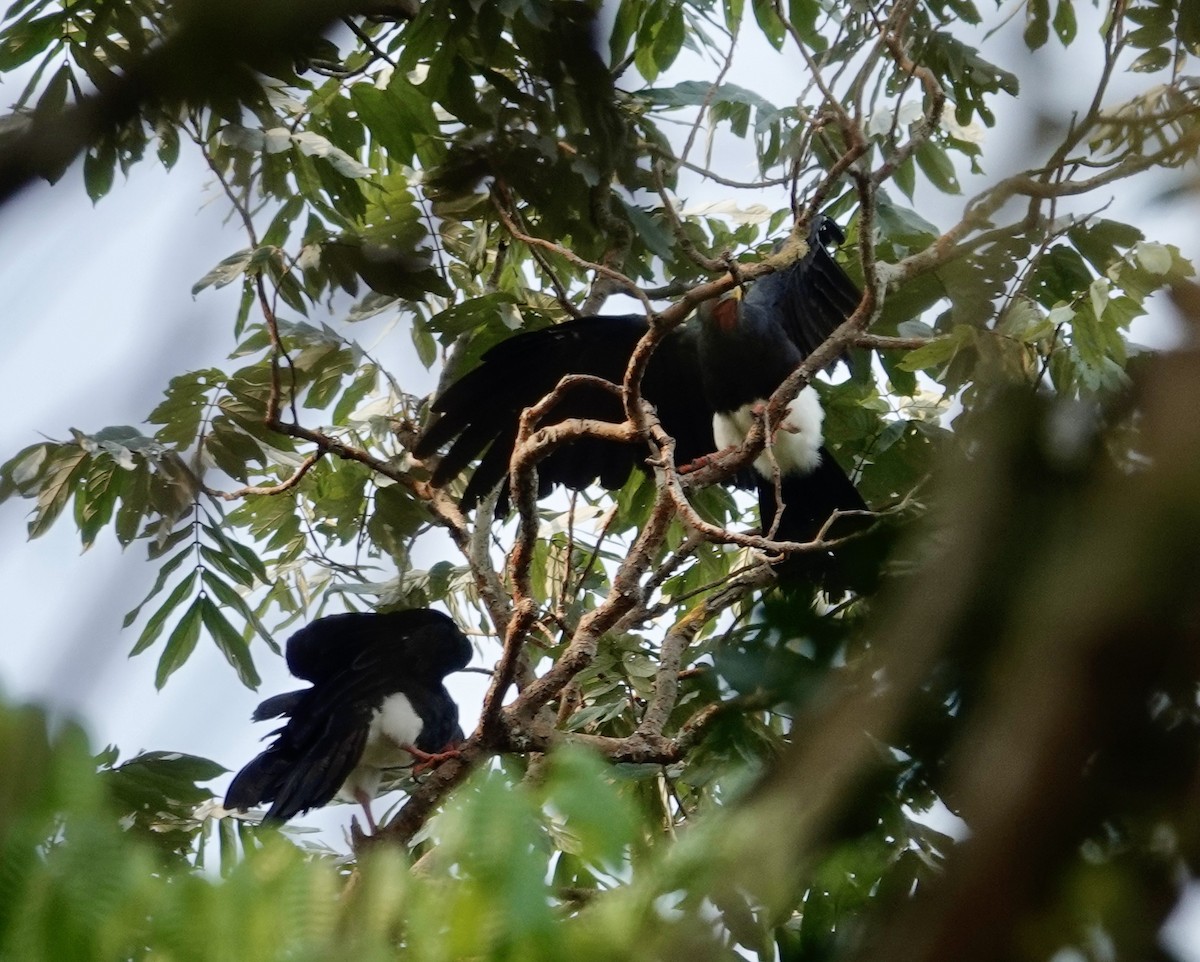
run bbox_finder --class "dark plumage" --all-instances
[224,608,471,829]
[413,217,868,585]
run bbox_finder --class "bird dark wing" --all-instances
[384,611,473,678]
[283,611,379,683]
[414,314,712,512]
[225,679,376,822]
[224,743,297,814]
[260,707,371,823]
[754,217,862,359]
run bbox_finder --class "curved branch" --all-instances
[204,451,324,501]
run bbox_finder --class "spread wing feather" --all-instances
[741,218,862,361]
[416,315,712,512]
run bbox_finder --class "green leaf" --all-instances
[204,420,265,483]
[149,369,223,448]
[34,62,68,119]
[1032,244,1093,305]
[147,523,192,560]
[1129,47,1170,73]
[1088,277,1110,321]
[199,543,256,589]
[1126,20,1173,50]
[633,28,660,82]
[351,75,438,166]
[607,0,637,62]
[367,484,429,558]
[412,319,438,369]
[333,364,379,423]
[617,197,676,263]
[892,154,916,199]
[642,79,775,114]
[1052,0,1076,45]
[114,464,151,546]
[1023,0,1050,51]
[914,140,960,195]
[157,124,180,169]
[1068,218,1142,274]
[102,748,225,785]
[751,0,785,48]
[155,597,204,688]
[997,298,1049,341]
[202,519,271,585]
[787,0,826,50]
[291,130,373,179]
[895,327,972,373]
[192,249,254,296]
[426,292,519,341]
[201,569,275,650]
[0,11,63,70]
[263,195,305,249]
[303,353,356,411]
[1135,242,1173,275]
[28,446,88,539]
[544,746,639,869]
[875,194,940,247]
[129,567,198,656]
[76,457,123,549]
[1181,0,1200,53]
[723,0,744,33]
[0,442,49,500]
[199,596,261,689]
[82,143,116,202]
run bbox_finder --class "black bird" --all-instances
[224,608,471,830]
[414,217,868,585]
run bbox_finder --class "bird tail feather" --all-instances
[758,448,868,588]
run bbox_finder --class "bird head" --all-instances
[699,286,743,333]
[405,611,473,680]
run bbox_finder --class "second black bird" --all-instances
[224,608,471,830]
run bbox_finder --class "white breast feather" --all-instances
[711,387,824,477]
[336,693,423,803]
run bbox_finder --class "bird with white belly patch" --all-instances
[224,608,471,832]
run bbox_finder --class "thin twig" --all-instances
[204,451,324,500]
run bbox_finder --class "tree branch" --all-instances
[203,452,323,501]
